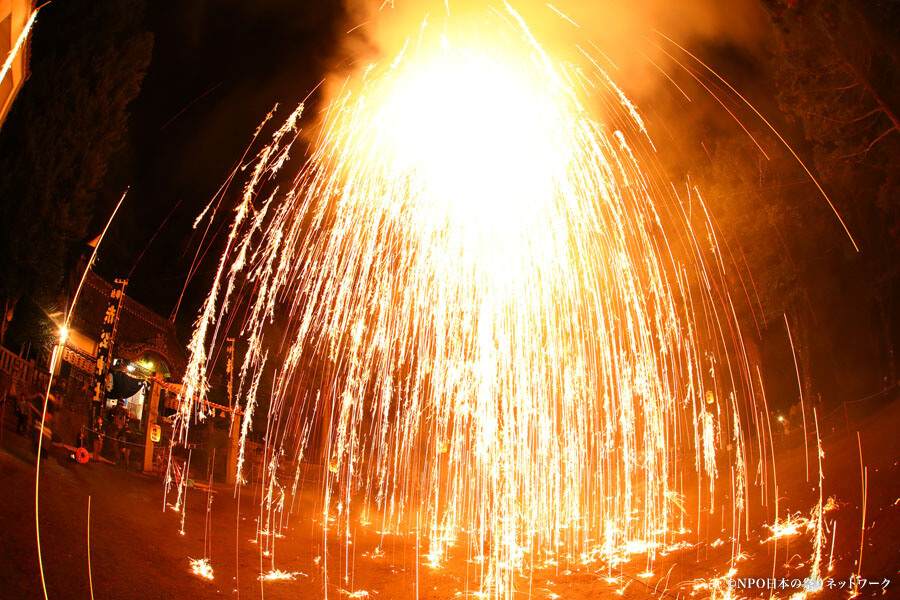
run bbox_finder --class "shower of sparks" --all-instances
[170,4,830,598]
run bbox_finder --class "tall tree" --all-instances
[694,132,835,408]
[765,0,900,385]
[0,0,153,344]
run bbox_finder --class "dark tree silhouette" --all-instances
[765,0,900,387]
[0,0,153,344]
[694,132,833,408]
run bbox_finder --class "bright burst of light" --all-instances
[176,4,766,597]
[189,557,214,580]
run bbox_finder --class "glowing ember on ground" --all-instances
[188,557,214,580]
[258,569,304,581]
[764,513,812,542]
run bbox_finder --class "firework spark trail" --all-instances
[87,496,94,600]
[177,7,772,597]
[34,190,128,600]
[0,4,40,90]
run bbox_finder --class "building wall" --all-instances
[0,0,32,128]
[67,329,97,357]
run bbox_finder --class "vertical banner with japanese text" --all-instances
[226,337,235,409]
[92,278,128,413]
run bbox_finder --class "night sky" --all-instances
[86,1,350,336]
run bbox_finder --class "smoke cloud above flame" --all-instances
[331,0,768,98]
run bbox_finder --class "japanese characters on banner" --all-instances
[226,337,235,409]
[92,278,128,410]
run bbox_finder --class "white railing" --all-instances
[0,344,50,390]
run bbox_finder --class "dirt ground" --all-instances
[0,397,898,600]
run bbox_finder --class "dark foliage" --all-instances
[0,0,153,344]
[766,0,900,392]
[693,0,900,409]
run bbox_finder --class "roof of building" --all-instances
[70,271,187,378]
